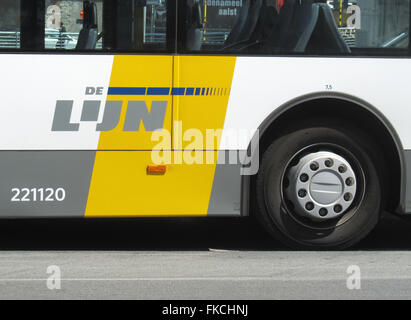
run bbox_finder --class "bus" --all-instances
[0,0,409,249]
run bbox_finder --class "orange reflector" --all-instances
[147,165,167,174]
[80,9,84,19]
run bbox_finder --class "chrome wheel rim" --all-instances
[281,144,365,228]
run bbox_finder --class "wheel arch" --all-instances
[241,91,406,216]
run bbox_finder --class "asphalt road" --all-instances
[0,214,411,299]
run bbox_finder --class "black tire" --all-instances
[256,122,382,250]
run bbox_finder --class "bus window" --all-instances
[331,0,409,51]
[0,0,21,49]
[181,0,410,56]
[44,0,103,50]
[44,0,168,51]
[102,0,168,51]
[0,0,170,52]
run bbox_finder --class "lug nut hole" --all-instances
[319,208,328,217]
[334,204,343,213]
[298,189,307,198]
[324,159,334,167]
[338,165,347,173]
[344,193,352,201]
[310,162,319,171]
[305,202,314,211]
[300,174,309,182]
[345,177,354,186]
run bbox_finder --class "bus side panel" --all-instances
[0,151,94,217]
[85,56,241,217]
[84,150,220,216]
[0,153,242,218]
[0,54,113,150]
[0,55,243,217]
[222,57,411,151]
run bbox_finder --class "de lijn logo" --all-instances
[52,87,167,132]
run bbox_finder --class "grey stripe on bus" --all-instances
[207,150,242,216]
[0,151,95,217]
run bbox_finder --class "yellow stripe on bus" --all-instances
[173,56,236,151]
[98,55,173,150]
[85,56,236,217]
[85,151,219,216]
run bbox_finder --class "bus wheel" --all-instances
[256,125,382,250]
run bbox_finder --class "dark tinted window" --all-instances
[181,0,410,56]
[0,0,20,49]
[102,0,169,52]
[0,0,171,52]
